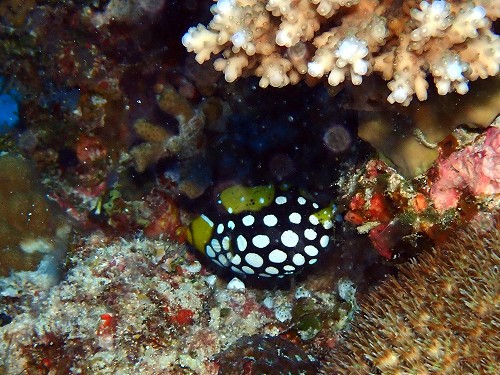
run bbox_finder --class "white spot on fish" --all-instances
[206,245,216,258]
[242,214,255,226]
[201,214,214,227]
[231,254,242,265]
[320,235,330,248]
[265,266,279,275]
[222,236,231,250]
[218,254,229,266]
[217,223,224,234]
[289,212,301,224]
[242,265,255,274]
[269,249,287,263]
[304,245,318,257]
[292,253,305,266]
[309,215,319,226]
[245,252,264,268]
[211,239,222,253]
[263,214,278,227]
[322,220,333,229]
[252,234,270,249]
[304,228,317,241]
[275,196,287,205]
[281,230,299,247]
[236,235,247,251]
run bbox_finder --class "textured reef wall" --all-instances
[0,1,499,374]
[0,234,357,374]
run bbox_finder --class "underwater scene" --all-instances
[0,1,498,374]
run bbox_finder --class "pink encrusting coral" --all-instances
[430,126,500,213]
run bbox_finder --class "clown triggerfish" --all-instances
[187,184,336,278]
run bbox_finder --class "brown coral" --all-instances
[130,84,205,174]
[214,334,318,375]
[0,0,35,27]
[356,75,500,177]
[0,155,68,276]
[322,213,500,374]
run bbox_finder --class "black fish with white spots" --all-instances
[187,184,337,279]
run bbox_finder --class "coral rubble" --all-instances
[0,236,271,374]
[322,213,500,374]
[0,232,356,374]
[183,0,500,105]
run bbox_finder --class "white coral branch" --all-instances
[182,0,500,105]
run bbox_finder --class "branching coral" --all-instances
[130,84,211,198]
[130,84,204,174]
[183,0,499,105]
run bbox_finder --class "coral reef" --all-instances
[1,1,499,372]
[0,232,357,374]
[0,235,269,374]
[0,1,213,236]
[322,212,500,374]
[182,0,500,179]
[183,0,500,105]
[340,121,500,259]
